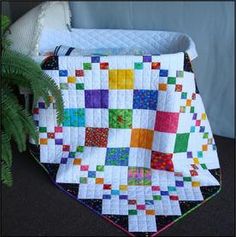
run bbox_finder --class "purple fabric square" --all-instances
[61,158,67,164]
[55,139,63,145]
[187,151,193,158]
[38,102,45,108]
[192,113,197,120]
[175,181,184,187]
[143,55,152,62]
[119,195,128,200]
[85,90,108,108]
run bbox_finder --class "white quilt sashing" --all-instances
[30,52,221,236]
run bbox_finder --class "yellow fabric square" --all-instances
[109,69,134,89]
[67,76,76,83]
[193,158,199,164]
[192,181,200,187]
[130,129,154,150]
[119,185,128,191]
[201,113,207,120]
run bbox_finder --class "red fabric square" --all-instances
[63,145,70,151]
[55,126,63,133]
[103,184,112,190]
[47,133,55,139]
[85,127,109,147]
[152,186,160,191]
[100,62,109,70]
[151,151,174,171]
[190,170,198,176]
[195,120,201,126]
[170,195,179,201]
[154,111,179,133]
[75,70,84,77]
[151,62,160,69]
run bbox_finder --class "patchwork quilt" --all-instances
[30,52,221,236]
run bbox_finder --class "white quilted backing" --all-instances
[39,28,198,60]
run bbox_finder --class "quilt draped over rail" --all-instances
[30,52,221,236]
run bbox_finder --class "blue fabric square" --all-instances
[160,191,169,196]
[111,190,120,195]
[59,70,68,76]
[88,171,96,178]
[133,90,158,110]
[159,69,168,77]
[105,148,129,166]
[63,109,85,127]
[91,56,100,63]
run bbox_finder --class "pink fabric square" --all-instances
[154,111,179,133]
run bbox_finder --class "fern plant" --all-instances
[1,15,64,186]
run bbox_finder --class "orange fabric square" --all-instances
[73,158,81,165]
[146,210,155,215]
[96,178,104,184]
[130,129,154,150]
[186,99,192,106]
[202,144,208,151]
[40,138,48,145]
[158,83,167,91]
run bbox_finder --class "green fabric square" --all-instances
[197,151,203,158]
[134,62,143,70]
[176,70,184,78]
[76,146,84,152]
[80,177,87,184]
[153,195,162,200]
[203,132,209,138]
[183,177,192,182]
[168,186,176,192]
[83,63,92,70]
[39,127,47,133]
[201,164,207,169]
[174,133,190,153]
[60,83,68,90]
[129,210,137,215]
[76,83,84,90]
[167,77,176,84]
[181,92,187,99]
[96,165,104,172]
[109,109,132,128]
[190,106,195,113]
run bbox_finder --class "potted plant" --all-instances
[1,15,64,186]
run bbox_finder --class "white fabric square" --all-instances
[107,129,131,147]
[85,109,108,128]
[132,109,156,129]
[108,90,133,109]
[152,131,176,153]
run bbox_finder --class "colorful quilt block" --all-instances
[85,128,109,147]
[85,90,108,108]
[63,109,85,127]
[174,133,190,153]
[155,111,179,133]
[105,148,129,166]
[133,90,158,110]
[109,69,134,89]
[151,151,174,172]
[130,129,154,150]
[109,109,133,128]
[128,167,152,186]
